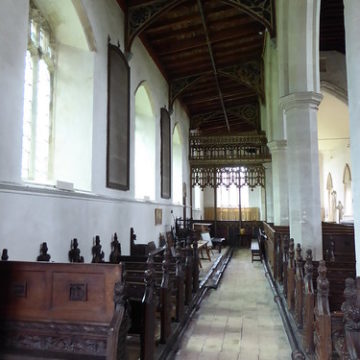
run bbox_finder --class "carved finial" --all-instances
[147,253,154,271]
[304,249,313,277]
[296,243,302,262]
[317,260,329,297]
[37,242,51,262]
[92,235,104,263]
[341,277,360,333]
[288,238,295,267]
[1,249,8,261]
[161,246,170,289]
[110,233,121,264]
[69,238,84,263]
[143,255,155,304]
[316,260,330,315]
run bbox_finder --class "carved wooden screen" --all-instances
[161,108,171,198]
[106,43,130,190]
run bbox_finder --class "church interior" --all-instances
[0,0,359,359]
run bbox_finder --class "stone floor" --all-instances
[175,248,292,360]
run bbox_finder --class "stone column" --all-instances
[280,92,323,260]
[344,0,360,274]
[264,163,274,223]
[268,140,289,226]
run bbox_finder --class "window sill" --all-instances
[0,181,186,208]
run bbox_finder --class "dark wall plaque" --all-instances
[106,42,130,190]
[160,108,171,199]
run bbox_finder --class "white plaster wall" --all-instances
[0,0,190,260]
[318,90,351,220]
[53,44,94,190]
[0,187,183,262]
[320,147,351,220]
[0,0,28,184]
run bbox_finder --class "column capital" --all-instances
[268,139,287,152]
[280,91,323,111]
[263,162,272,170]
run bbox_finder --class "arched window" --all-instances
[343,164,352,216]
[135,85,155,200]
[22,4,55,182]
[172,124,183,204]
[22,0,94,190]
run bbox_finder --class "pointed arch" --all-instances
[326,172,333,191]
[343,163,352,183]
[172,123,183,204]
[134,83,156,200]
[343,163,353,216]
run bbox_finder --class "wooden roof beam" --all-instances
[196,0,230,132]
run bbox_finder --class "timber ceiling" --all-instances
[320,0,345,54]
[118,0,274,135]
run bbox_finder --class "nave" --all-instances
[175,249,291,360]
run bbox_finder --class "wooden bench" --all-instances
[0,261,126,359]
[251,238,261,262]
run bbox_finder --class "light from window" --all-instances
[21,6,54,182]
[134,85,155,200]
[173,124,182,204]
[194,185,201,209]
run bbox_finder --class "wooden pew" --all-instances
[125,254,157,360]
[0,261,126,359]
[322,222,355,262]
[287,238,295,313]
[294,243,304,328]
[130,227,159,256]
[263,222,290,282]
[314,260,332,360]
[302,249,314,355]
[119,243,190,359]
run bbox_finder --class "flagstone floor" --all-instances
[175,248,292,360]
